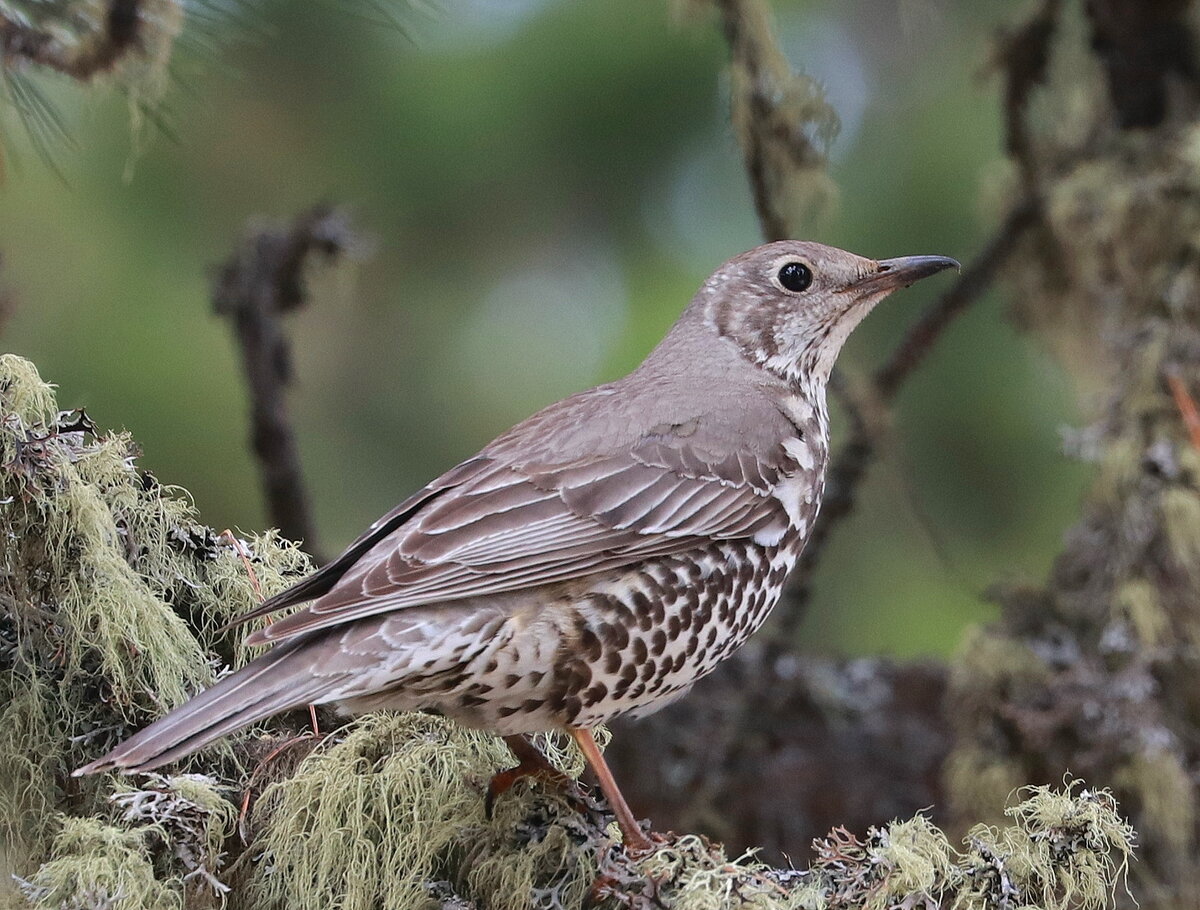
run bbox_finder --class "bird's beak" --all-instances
[853,255,960,295]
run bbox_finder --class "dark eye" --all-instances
[777,261,813,293]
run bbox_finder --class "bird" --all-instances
[76,241,958,853]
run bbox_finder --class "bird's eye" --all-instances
[777,261,813,293]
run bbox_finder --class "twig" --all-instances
[212,205,358,563]
[1,1,144,81]
[219,529,263,602]
[713,0,837,242]
[873,198,1039,401]
[993,0,1061,182]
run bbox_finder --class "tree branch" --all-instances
[1,1,144,81]
[212,205,357,563]
[713,0,837,241]
[763,198,1037,643]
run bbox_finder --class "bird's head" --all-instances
[699,240,959,387]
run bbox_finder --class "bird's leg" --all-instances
[569,727,654,854]
[486,734,573,817]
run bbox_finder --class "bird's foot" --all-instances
[485,759,577,818]
[486,734,585,818]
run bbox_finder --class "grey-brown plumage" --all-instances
[76,241,957,850]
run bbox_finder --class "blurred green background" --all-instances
[0,0,1087,658]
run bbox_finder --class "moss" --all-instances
[0,356,309,875]
[11,817,180,910]
[1114,751,1194,859]
[960,783,1135,910]
[1159,487,1200,580]
[1113,578,1167,648]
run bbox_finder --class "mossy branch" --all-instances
[0,354,1138,909]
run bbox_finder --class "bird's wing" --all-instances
[244,434,795,645]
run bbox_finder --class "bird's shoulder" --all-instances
[482,368,807,489]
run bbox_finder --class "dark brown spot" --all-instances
[650,595,665,623]
[583,682,608,706]
[579,625,602,662]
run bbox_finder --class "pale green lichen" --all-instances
[110,774,239,901]
[1159,487,1200,580]
[960,783,1135,910]
[943,747,1027,831]
[10,817,180,910]
[0,673,64,873]
[242,712,607,910]
[1113,578,1167,648]
[0,355,310,877]
[1114,750,1195,860]
[634,835,811,910]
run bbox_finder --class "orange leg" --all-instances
[569,727,653,853]
[486,734,573,817]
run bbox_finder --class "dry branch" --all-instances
[212,205,359,563]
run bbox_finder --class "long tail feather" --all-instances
[73,638,343,775]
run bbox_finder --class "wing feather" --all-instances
[244,437,798,645]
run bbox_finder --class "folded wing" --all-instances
[244,431,795,646]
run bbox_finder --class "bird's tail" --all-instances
[74,637,340,776]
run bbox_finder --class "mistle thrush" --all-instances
[77,241,958,851]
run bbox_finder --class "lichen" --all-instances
[110,774,239,900]
[959,783,1135,910]
[242,713,612,910]
[0,355,309,874]
[11,817,180,910]
[1114,750,1195,860]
